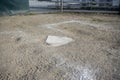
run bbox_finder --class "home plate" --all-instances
[46,36,74,47]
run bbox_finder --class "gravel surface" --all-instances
[0,13,120,80]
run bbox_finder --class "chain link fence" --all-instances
[29,0,120,13]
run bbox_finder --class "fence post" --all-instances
[119,0,120,14]
[60,0,63,12]
[56,0,59,9]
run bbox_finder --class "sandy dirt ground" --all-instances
[0,13,120,80]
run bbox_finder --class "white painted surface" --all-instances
[46,36,73,46]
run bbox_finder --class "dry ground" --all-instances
[0,13,120,80]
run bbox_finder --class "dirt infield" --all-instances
[0,13,120,80]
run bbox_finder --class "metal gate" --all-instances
[29,0,120,13]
